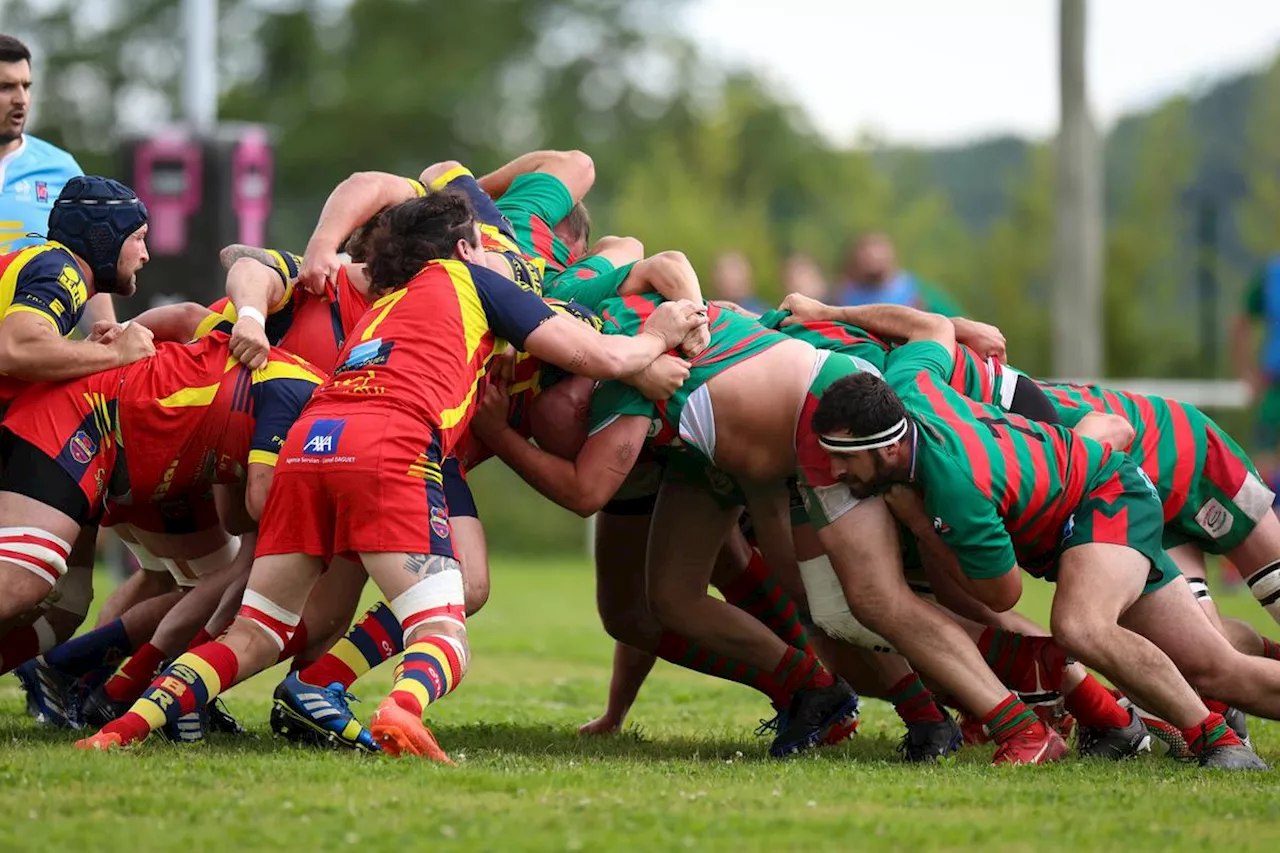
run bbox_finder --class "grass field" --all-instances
[3,559,1280,852]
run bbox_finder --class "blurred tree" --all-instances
[1237,55,1280,261]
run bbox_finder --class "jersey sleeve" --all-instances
[4,250,89,337]
[922,453,1018,580]
[1053,402,1090,429]
[588,379,655,435]
[546,262,632,311]
[468,264,556,349]
[247,357,324,466]
[1245,271,1265,318]
[429,166,516,241]
[884,340,954,388]
[496,172,574,227]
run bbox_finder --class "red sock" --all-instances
[887,673,945,724]
[0,624,42,674]
[1261,638,1280,661]
[654,630,781,700]
[275,622,309,664]
[977,628,1068,694]
[1062,674,1130,728]
[187,628,214,651]
[763,648,834,707]
[718,552,812,653]
[103,643,168,702]
[982,694,1040,744]
[1181,712,1242,754]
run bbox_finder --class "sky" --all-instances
[684,0,1280,146]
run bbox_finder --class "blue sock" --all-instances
[42,619,132,677]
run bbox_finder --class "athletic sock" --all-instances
[41,618,133,677]
[982,694,1040,744]
[100,642,240,746]
[654,630,772,698]
[887,672,945,724]
[1261,637,1280,661]
[762,647,835,707]
[388,635,467,717]
[1182,712,1243,754]
[275,622,309,664]
[1062,673,1130,728]
[103,642,169,703]
[718,552,812,653]
[186,628,214,650]
[0,620,53,674]
[299,602,404,690]
[977,627,1068,695]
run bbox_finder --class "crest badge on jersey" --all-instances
[302,419,346,456]
[68,430,97,464]
[35,181,48,202]
[430,505,451,540]
[1194,498,1234,540]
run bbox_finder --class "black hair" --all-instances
[812,372,907,439]
[363,189,478,296]
[0,35,32,66]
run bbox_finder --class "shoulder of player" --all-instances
[18,135,81,172]
[13,243,80,281]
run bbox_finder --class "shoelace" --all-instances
[322,683,362,714]
[755,712,783,737]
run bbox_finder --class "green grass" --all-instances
[3,560,1280,852]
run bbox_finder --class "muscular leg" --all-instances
[0,493,83,625]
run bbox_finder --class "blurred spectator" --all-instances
[781,252,827,300]
[834,233,962,316]
[711,251,768,315]
[1233,255,1280,503]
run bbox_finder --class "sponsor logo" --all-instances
[430,505,451,540]
[35,181,47,202]
[12,180,29,197]
[1135,467,1159,499]
[932,517,952,535]
[58,264,88,310]
[1195,498,1233,540]
[647,419,663,439]
[336,338,394,373]
[1061,513,1076,542]
[152,458,181,501]
[68,430,97,464]
[303,419,346,456]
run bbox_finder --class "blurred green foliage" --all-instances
[9,0,1280,552]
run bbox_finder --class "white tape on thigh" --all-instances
[238,589,301,650]
[0,527,71,586]
[189,535,242,578]
[1247,561,1280,610]
[389,557,466,641]
[125,539,169,574]
[797,555,897,653]
[1187,578,1212,603]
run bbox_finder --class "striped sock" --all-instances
[299,602,404,690]
[763,648,834,707]
[654,630,772,698]
[1062,673,1129,728]
[103,642,168,703]
[42,618,133,677]
[100,642,240,746]
[977,628,1067,694]
[718,552,812,653]
[982,694,1039,744]
[1261,637,1280,661]
[1182,712,1242,754]
[888,673,945,724]
[388,635,467,718]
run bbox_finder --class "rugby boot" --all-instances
[369,698,453,763]
[991,723,1068,766]
[1198,743,1268,770]
[1076,706,1152,759]
[897,709,963,763]
[270,672,379,753]
[769,678,859,758]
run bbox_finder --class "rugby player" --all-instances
[76,189,707,757]
[810,315,1276,769]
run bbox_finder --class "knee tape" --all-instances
[0,527,71,586]
[1187,578,1212,603]
[237,589,301,650]
[389,556,466,642]
[1247,560,1280,608]
[164,535,243,588]
[797,555,897,654]
[125,539,169,574]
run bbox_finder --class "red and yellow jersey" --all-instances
[0,241,95,401]
[115,332,324,502]
[307,259,555,455]
[199,250,370,374]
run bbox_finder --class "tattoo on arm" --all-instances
[568,349,586,370]
[401,553,461,578]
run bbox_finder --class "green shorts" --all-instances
[1162,411,1274,554]
[1055,461,1182,595]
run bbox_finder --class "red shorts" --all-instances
[101,490,220,535]
[256,410,454,561]
[1,369,125,514]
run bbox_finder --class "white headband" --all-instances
[818,418,909,453]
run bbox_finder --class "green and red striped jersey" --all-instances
[888,342,1122,579]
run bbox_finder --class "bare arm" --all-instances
[477,149,595,202]
[130,302,213,343]
[587,236,644,268]
[810,302,955,350]
[306,171,419,254]
[0,313,147,380]
[479,414,651,517]
[522,302,706,381]
[244,463,275,522]
[617,251,705,304]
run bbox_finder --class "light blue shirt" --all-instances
[0,134,83,254]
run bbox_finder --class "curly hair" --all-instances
[363,189,479,296]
